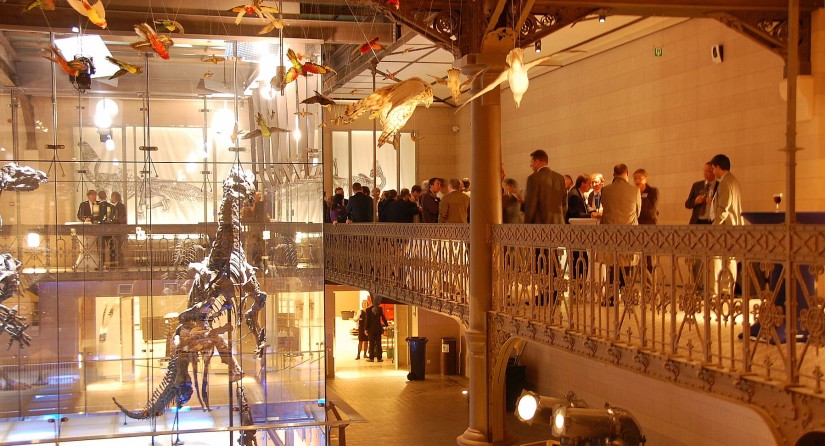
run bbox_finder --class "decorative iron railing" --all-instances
[324,223,825,394]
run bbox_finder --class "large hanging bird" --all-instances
[22,0,55,13]
[271,49,336,88]
[154,19,185,33]
[458,48,561,110]
[242,112,289,139]
[131,23,174,60]
[430,67,486,104]
[334,77,433,147]
[229,0,279,24]
[301,90,336,108]
[105,56,143,79]
[66,0,107,28]
[42,44,88,76]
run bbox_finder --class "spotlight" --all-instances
[535,40,542,53]
[552,404,646,445]
[599,15,606,23]
[515,390,585,425]
[69,56,95,93]
[26,232,41,248]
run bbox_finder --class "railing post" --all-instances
[784,0,800,385]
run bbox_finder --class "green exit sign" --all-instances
[653,47,663,57]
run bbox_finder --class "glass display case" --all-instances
[0,28,330,445]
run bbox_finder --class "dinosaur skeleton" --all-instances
[113,167,266,446]
[0,163,47,350]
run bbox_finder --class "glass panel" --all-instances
[0,29,327,444]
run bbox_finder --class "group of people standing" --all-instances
[76,189,128,269]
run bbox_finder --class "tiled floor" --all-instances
[327,359,552,446]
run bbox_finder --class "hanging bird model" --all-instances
[22,0,55,13]
[353,37,382,55]
[334,77,433,147]
[387,0,400,9]
[242,112,289,139]
[458,48,563,110]
[258,18,285,35]
[202,55,225,64]
[154,19,185,33]
[229,0,279,24]
[131,23,174,60]
[203,71,214,78]
[300,90,336,108]
[431,67,486,104]
[66,0,107,29]
[272,49,336,88]
[105,56,143,79]
[41,44,88,77]
[295,109,314,118]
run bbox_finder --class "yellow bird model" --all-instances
[106,56,143,80]
[242,112,289,139]
[66,0,107,29]
[22,0,55,13]
[154,19,185,34]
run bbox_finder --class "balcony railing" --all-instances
[324,223,825,398]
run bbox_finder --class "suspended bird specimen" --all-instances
[334,77,433,147]
[301,90,336,108]
[387,0,400,9]
[106,56,143,80]
[203,71,214,78]
[431,67,486,104]
[22,0,55,13]
[229,0,279,24]
[410,132,425,142]
[42,44,88,76]
[258,18,285,35]
[242,112,289,139]
[66,0,107,28]
[131,23,173,60]
[295,109,314,117]
[154,19,185,33]
[458,48,562,110]
[202,55,225,64]
[353,37,382,55]
[272,49,336,88]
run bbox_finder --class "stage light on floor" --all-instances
[552,404,646,445]
[515,390,583,425]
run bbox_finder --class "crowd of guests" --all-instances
[76,188,128,269]
[325,150,741,233]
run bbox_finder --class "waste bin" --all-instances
[406,337,428,380]
[440,337,457,375]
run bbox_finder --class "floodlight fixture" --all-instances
[515,390,584,425]
[552,403,646,446]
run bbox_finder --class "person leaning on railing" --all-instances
[109,191,127,268]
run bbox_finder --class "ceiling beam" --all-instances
[323,29,419,93]
[0,4,393,45]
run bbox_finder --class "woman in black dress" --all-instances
[355,300,369,359]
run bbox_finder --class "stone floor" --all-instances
[327,358,553,446]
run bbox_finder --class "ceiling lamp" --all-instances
[535,40,542,53]
[599,15,606,23]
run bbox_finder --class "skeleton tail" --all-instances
[112,356,182,419]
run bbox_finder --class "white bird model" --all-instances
[457,47,560,110]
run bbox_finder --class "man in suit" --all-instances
[523,149,567,305]
[421,177,442,223]
[439,179,470,223]
[601,164,641,225]
[710,154,743,298]
[77,189,98,222]
[587,173,605,211]
[523,149,567,224]
[365,301,388,362]
[600,164,641,304]
[346,182,374,222]
[684,162,716,225]
[565,174,593,223]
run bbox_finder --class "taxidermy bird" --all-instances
[258,18,285,34]
[458,48,559,110]
[131,23,173,60]
[42,44,88,77]
[106,56,143,79]
[301,90,336,108]
[22,0,55,13]
[202,55,225,64]
[229,0,279,24]
[154,19,185,33]
[66,0,107,28]
[430,67,486,104]
[354,37,382,55]
[272,49,336,88]
[334,77,433,147]
[242,112,288,139]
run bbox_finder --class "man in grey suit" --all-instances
[600,163,641,225]
[523,149,567,224]
[599,163,641,305]
[710,154,742,297]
